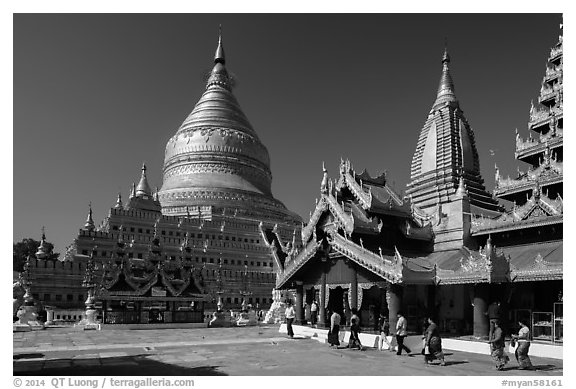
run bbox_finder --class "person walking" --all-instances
[486,300,501,340]
[310,300,318,326]
[348,318,364,350]
[423,316,446,366]
[395,312,412,355]
[350,308,360,328]
[328,310,341,347]
[285,301,296,338]
[378,314,393,351]
[512,319,533,370]
[488,319,509,370]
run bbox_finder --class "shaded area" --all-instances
[14,353,45,360]
[14,355,227,376]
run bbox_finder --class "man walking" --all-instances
[310,300,318,326]
[395,312,411,355]
[486,300,501,341]
[285,301,296,338]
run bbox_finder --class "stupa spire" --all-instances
[433,46,458,109]
[115,192,123,209]
[35,226,49,259]
[214,25,225,64]
[135,162,152,197]
[84,202,95,231]
[206,26,231,90]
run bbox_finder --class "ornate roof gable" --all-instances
[472,183,562,234]
[495,143,563,192]
[436,238,510,284]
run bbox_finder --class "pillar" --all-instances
[295,282,304,324]
[473,284,489,338]
[386,283,402,332]
[350,266,358,310]
[46,309,54,325]
[426,284,436,317]
[319,272,326,327]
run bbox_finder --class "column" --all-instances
[46,309,54,325]
[426,284,436,316]
[350,266,358,310]
[473,284,489,338]
[319,272,326,327]
[386,283,402,332]
[295,282,304,325]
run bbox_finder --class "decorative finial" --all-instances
[84,202,95,231]
[130,182,136,198]
[115,192,123,209]
[214,24,225,64]
[35,226,49,259]
[136,162,152,197]
[442,38,450,64]
[320,162,328,194]
[434,45,457,109]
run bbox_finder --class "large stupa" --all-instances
[158,31,299,223]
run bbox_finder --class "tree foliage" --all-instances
[13,238,60,272]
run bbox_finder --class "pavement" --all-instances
[13,325,563,376]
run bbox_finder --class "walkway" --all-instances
[13,326,563,376]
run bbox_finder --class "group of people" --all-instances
[489,318,533,371]
[287,300,533,371]
[327,309,444,366]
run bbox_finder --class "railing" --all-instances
[103,310,140,324]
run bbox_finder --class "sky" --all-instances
[13,13,563,255]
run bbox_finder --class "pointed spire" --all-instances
[153,186,159,202]
[207,26,231,90]
[84,202,95,231]
[130,182,136,198]
[320,162,328,194]
[486,234,493,259]
[136,162,152,197]
[115,192,123,209]
[214,24,225,65]
[433,46,458,109]
[35,226,49,259]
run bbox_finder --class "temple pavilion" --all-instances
[275,35,563,340]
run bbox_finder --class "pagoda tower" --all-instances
[406,49,501,251]
[493,32,563,207]
[158,30,299,224]
[473,29,563,247]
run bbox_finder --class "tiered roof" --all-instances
[96,223,208,301]
[480,29,563,234]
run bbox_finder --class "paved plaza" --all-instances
[13,325,563,376]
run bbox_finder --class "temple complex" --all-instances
[276,34,562,341]
[26,31,302,325]
[21,27,562,337]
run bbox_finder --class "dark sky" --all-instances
[14,14,562,254]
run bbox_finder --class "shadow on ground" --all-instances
[14,354,228,376]
[14,353,45,360]
[501,364,559,372]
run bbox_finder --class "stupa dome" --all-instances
[158,31,300,223]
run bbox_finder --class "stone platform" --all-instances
[13,325,562,376]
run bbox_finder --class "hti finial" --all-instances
[442,40,450,64]
[215,24,225,64]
